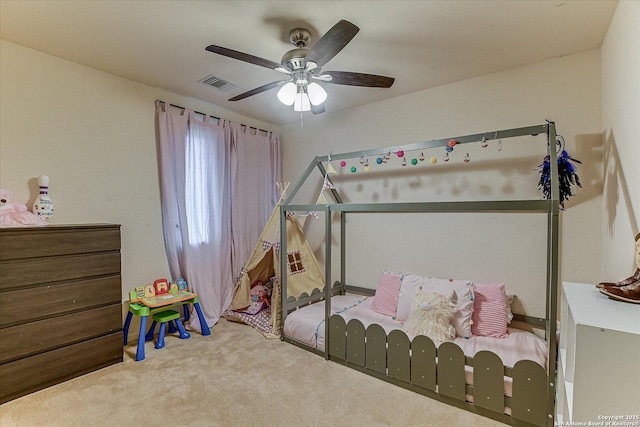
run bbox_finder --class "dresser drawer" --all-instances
[0,333,123,404]
[0,225,120,261]
[0,275,121,327]
[0,304,122,364]
[0,252,121,290]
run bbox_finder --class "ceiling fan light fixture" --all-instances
[278,79,327,111]
[307,82,327,106]
[293,95,311,112]
[277,82,297,106]
[293,86,311,112]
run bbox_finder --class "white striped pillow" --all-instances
[471,283,509,338]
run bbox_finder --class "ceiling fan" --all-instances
[205,19,395,114]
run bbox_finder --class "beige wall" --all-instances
[281,50,603,316]
[5,13,634,318]
[0,40,277,305]
[601,0,640,279]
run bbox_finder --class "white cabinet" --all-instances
[557,282,640,425]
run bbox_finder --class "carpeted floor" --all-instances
[0,320,505,427]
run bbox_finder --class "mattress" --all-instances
[283,294,548,401]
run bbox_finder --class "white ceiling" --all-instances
[0,0,618,126]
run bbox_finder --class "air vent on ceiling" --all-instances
[198,74,237,92]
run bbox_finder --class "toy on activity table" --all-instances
[128,286,145,302]
[129,278,190,302]
[153,278,170,295]
[175,277,188,291]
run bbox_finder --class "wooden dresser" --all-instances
[0,224,123,404]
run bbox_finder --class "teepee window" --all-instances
[287,251,305,275]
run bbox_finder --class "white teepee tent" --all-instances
[227,183,325,335]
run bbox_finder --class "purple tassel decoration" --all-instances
[537,137,582,210]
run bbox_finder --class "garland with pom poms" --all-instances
[537,135,582,210]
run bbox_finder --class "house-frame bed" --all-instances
[279,122,559,427]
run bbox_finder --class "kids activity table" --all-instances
[122,291,210,361]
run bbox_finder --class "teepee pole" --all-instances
[276,181,290,204]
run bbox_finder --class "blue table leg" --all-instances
[175,320,191,339]
[123,311,133,346]
[168,320,177,334]
[183,303,190,322]
[193,302,210,336]
[135,315,147,361]
[145,320,157,342]
[155,322,166,349]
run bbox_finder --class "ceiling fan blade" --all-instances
[320,71,395,88]
[305,20,359,68]
[228,80,289,101]
[311,104,326,115]
[205,45,282,70]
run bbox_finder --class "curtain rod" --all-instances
[156,100,274,135]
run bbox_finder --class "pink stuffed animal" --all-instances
[249,281,270,307]
[0,189,47,226]
[236,281,270,315]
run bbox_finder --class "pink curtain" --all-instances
[229,122,281,277]
[155,101,280,328]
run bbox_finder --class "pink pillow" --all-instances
[471,283,509,338]
[371,271,402,317]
